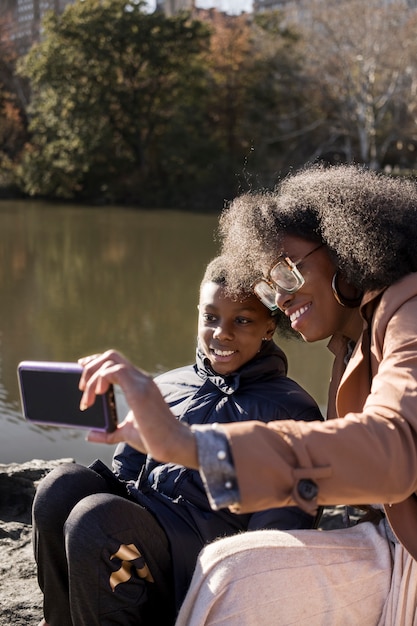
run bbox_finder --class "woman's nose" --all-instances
[275,290,294,311]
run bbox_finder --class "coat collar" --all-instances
[195,340,288,395]
[327,274,417,419]
[326,285,386,419]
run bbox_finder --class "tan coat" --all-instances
[224,273,417,559]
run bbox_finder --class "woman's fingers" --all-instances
[78,351,131,409]
[79,350,127,388]
[87,412,147,454]
[78,350,199,468]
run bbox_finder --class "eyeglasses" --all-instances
[253,244,324,311]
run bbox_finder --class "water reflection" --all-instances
[0,200,332,466]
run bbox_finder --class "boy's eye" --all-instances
[202,313,217,322]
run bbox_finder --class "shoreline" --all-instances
[0,458,74,625]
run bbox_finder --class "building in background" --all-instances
[253,0,417,11]
[2,0,200,55]
[7,0,416,59]
[1,0,75,55]
[155,0,195,16]
[253,0,291,11]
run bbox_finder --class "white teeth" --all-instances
[213,349,235,356]
[290,305,309,323]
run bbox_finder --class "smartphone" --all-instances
[17,360,118,432]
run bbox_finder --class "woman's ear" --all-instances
[331,271,362,308]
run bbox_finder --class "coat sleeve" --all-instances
[223,294,417,515]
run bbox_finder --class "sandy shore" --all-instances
[0,458,74,625]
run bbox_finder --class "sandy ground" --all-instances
[0,459,73,626]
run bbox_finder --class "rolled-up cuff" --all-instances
[191,423,240,510]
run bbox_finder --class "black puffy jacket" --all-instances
[112,340,323,606]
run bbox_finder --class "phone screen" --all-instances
[17,361,118,431]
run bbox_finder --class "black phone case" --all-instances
[17,361,118,432]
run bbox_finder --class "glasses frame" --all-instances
[253,243,324,310]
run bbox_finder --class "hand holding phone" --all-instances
[17,361,118,432]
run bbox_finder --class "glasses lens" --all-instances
[253,279,279,311]
[270,261,304,293]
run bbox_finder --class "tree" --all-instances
[17,0,211,205]
[0,13,28,189]
[295,0,417,170]
[198,9,305,191]
[238,10,308,186]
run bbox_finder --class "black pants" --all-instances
[32,463,176,626]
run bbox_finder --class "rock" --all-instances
[0,458,74,626]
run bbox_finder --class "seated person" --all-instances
[34,255,323,626]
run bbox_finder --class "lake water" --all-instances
[0,200,332,468]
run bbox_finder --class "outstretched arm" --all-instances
[79,350,199,469]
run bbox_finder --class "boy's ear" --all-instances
[265,321,276,338]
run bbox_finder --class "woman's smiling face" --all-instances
[198,282,276,375]
[270,236,362,342]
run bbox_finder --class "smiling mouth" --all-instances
[290,304,310,324]
[212,348,236,357]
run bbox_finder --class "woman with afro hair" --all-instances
[80,164,417,625]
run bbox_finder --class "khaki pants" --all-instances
[176,521,417,625]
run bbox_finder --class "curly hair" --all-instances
[200,254,287,333]
[201,254,268,294]
[219,164,417,294]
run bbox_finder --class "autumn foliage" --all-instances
[1,0,417,207]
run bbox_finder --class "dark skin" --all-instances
[82,282,276,467]
[270,236,362,343]
[81,238,360,474]
[81,349,199,467]
[198,281,276,375]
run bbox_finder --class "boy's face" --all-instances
[198,282,276,375]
